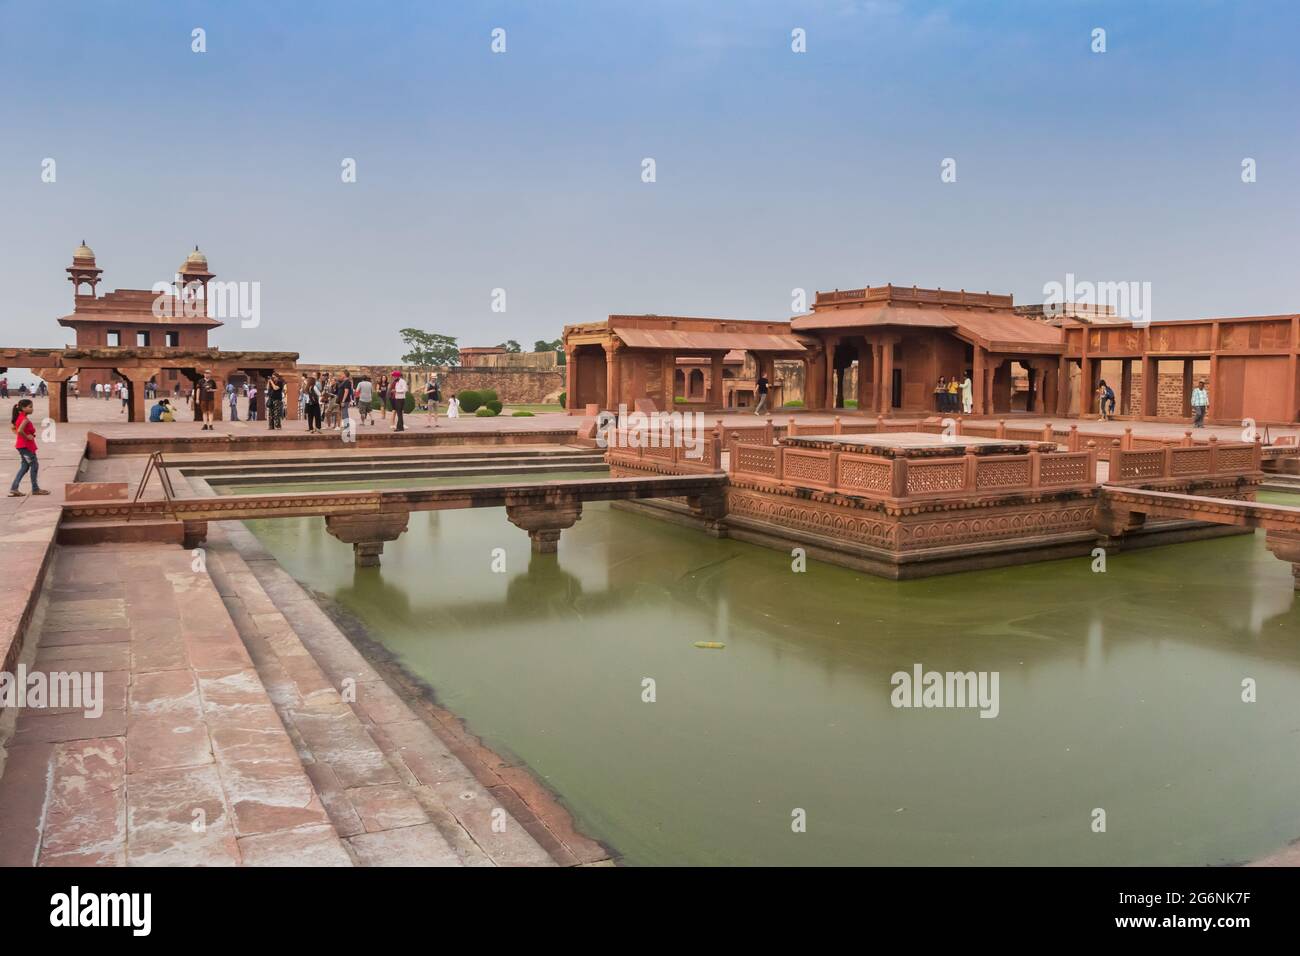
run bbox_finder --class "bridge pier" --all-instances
[182,521,209,549]
[506,494,583,553]
[1265,531,1300,590]
[685,488,728,536]
[324,512,411,567]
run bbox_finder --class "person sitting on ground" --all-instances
[149,398,174,422]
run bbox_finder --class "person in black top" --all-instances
[754,373,770,416]
[266,374,286,429]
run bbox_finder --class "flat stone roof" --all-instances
[782,431,1054,457]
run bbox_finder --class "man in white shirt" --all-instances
[960,372,973,415]
[1191,380,1209,428]
[391,371,407,432]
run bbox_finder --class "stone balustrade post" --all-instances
[1208,435,1219,474]
[1123,427,1133,450]
[1069,424,1079,452]
[833,416,842,436]
[1086,440,1097,483]
[764,417,774,446]
[710,427,722,471]
[996,419,1006,439]
[1042,423,1054,443]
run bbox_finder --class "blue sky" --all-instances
[1,0,1297,362]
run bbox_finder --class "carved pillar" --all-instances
[31,367,76,424]
[709,353,724,407]
[280,370,302,420]
[824,336,839,410]
[565,344,578,414]
[325,512,411,567]
[505,492,582,553]
[1265,530,1300,591]
[602,341,621,413]
[117,367,161,423]
[879,338,895,414]
[972,347,986,415]
[1181,359,1194,418]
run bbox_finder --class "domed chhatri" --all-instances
[72,240,96,263]
[179,245,211,275]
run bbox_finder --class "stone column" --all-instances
[1142,355,1158,418]
[972,347,986,415]
[602,341,621,412]
[879,338,895,415]
[505,493,583,553]
[325,512,411,567]
[709,353,724,408]
[30,367,77,424]
[280,370,302,420]
[824,336,839,409]
[1120,359,1133,416]
[118,367,161,423]
[565,344,578,414]
[1265,530,1300,591]
[1181,359,1194,418]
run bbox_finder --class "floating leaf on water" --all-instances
[694,641,726,649]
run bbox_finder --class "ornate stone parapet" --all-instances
[324,512,411,567]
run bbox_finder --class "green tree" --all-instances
[534,337,566,365]
[399,329,460,368]
[497,340,522,353]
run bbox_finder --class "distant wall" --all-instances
[443,367,564,404]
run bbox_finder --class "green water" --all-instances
[240,485,1300,866]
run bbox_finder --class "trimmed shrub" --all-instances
[512,410,534,417]
[783,399,805,408]
[486,400,503,414]
[844,399,859,409]
[475,406,497,417]
[404,393,416,414]
[479,388,499,403]
[558,391,566,409]
[674,396,688,404]
[459,390,484,413]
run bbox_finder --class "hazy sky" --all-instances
[1,0,1297,364]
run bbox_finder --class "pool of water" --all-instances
[240,486,1300,865]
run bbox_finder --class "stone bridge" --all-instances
[60,473,728,565]
[1098,485,1300,588]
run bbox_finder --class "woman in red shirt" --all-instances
[9,399,49,497]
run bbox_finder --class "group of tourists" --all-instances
[934,373,974,414]
[188,370,288,431]
[299,369,458,434]
[1094,379,1209,425]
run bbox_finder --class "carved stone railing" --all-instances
[1108,437,1261,483]
[728,439,1096,502]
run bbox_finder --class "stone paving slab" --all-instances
[0,542,352,866]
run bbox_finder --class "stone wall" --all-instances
[442,367,564,404]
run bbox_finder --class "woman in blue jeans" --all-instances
[9,399,49,497]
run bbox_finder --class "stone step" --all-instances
[212,519,609,865]
[56,516,184,546]
[203,523,563,865]
[0,542,352,867]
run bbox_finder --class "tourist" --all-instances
[753,371,770,416]
[356,376,373,425]
[391,370,407,431]
[1096,380,1116,421]
[425,375,440,428]
[960,371,973,415]
[149,398,174,422]
[8,399,49,497]
[447,392,460,418]
[934,377,947,412]
[304,376,323,432]
[1191,379,1209,428]
[298,374,309,420]
[227,382,239,421]
[120,381,130,414]
[336,371,354,429]
[0,377,8,398]
[323,379,340,429]
[197,370,218,430]
[378,376,390,423]
[265,374,285,430]
[946,376,959,411]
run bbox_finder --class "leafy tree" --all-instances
[399,329,460,368]
[534,337,566,365]
[497,339,522,353]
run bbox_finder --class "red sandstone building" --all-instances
[565,285,1300,425]
[60,243,222,393]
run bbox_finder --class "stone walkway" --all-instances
[0,542,349,866]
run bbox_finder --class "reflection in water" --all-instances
[242,489,1300,866]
